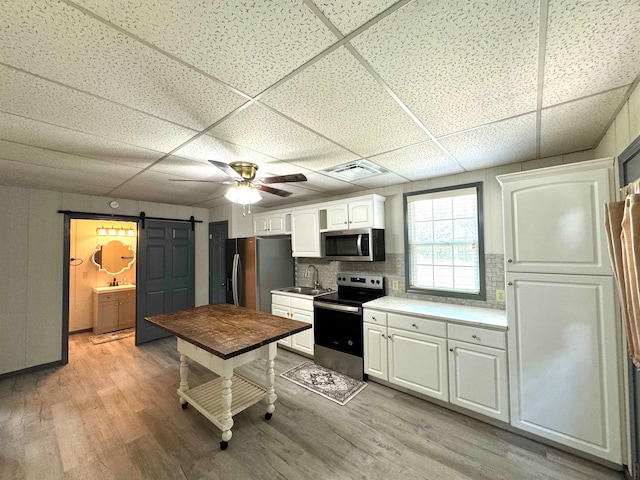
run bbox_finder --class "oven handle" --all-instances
[313,301,361,314]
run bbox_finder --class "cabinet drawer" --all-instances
[388,313,446,337]
[290,297,313,311]
[448,323,506,349]
[271,294,291,307]
[364,309,387,325]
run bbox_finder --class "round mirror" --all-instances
[92,240,135,275]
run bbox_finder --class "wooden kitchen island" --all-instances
[145,303,311,450]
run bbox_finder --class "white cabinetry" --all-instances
[321,195,385,231]
[291,208,320,257]
[271,294,314,356]
[497,158,621,464]
[254,213,290,235]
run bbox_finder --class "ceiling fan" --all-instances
[170,160,307,200]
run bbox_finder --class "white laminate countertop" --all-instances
[363,297,507,330]
[93,284,136,293]
[270,289,333,300]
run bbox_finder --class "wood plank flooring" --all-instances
[0,332,625,480]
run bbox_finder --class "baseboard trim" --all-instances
[0,360,62,379]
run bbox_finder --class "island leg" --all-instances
[264,343,277,420]
[220,363,234,450]
[179,354,189,409]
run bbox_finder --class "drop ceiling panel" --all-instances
[0,112,162,169]
[352,171,409,188]
[0,67,197,153]
[0,140,142,183]
[439,114,537,170]
[299,172,366,195]
[148,156,230,181]
[1,1,247,130]
[311,0,400,35]
[211,103,359,165]
[543,0,640,106]
[351,0,539,137]
[368,142,463,181]
[262,46,428,157]
[0,159,114,196]
[73,0,337,96]
[540,87,629,157]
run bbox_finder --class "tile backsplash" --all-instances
[296,253,505,310]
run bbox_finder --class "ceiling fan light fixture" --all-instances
[225,184,262,205]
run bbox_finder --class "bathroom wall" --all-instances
[69,219,137,332]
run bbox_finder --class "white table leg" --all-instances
[179,354,189,409]
[220,363,234,450]
[264,343,277,419]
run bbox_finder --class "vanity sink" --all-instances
[277,286,332,296]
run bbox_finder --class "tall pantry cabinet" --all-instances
[497,158,622,464]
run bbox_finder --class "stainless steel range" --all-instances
[313,273,385,380]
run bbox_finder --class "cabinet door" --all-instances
[118,295,136,328]
[363,322,387,380]
[271,305,291,346]
[348,199,373,228]
[254,215,269,235]
[326,203,349,230]
[268,214,287,234]
[507,272,621,463]
[291,308,314,356]
[448,340,508,422]
[95,300,119,334]
[502,167,611,275]
[291,209,320,257]
[388,327,448,401]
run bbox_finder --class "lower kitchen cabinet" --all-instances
[271,294,314,356]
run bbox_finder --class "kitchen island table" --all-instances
[145,303,311,450]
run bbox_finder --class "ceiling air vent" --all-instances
[322,160,388,182]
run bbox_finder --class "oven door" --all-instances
[313,301,363,357]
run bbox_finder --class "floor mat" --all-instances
[89,328,135,344]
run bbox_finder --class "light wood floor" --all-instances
[0,332,625,480]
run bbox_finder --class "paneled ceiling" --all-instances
[1,0,639,208]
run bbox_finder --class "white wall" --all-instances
[0,187,209,375]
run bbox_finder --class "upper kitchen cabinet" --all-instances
[254,212,291,236]
[497,158,615,275]
[320,195,386,231]
[291,208,321,257]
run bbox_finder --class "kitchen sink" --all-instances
[277,286,331,296]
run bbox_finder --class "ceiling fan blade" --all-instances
[260,173,307,184]
[258,185,293,197]
[208,160,243,180]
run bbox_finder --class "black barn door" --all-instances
[136,220,195,344]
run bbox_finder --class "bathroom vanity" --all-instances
[92,285,136,334]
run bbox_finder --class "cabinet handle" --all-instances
[381,334,386,339]
[372,316,376,321]
[507,259,513,263]
[508,282,513,286]
[412,323,418,329]
[449,348,454,352]
[472,334,477,339]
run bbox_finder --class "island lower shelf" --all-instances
[178,374,266,430]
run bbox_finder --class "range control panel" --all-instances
[336,273,385,291]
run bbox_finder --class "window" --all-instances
[403,182,485,300]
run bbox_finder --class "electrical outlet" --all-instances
[496,289,505,303]
[392,280,399,291]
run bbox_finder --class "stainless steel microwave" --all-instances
[321,228,385,262]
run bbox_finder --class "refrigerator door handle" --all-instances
[232,253,240,306]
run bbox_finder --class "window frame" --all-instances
[403,181,486,301]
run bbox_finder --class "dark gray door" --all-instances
[209,221,228,304]
[136,220,195,344]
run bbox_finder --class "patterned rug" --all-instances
[280,362,367,406]
[89,328,135,345]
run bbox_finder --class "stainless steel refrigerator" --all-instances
[225,236,294,313]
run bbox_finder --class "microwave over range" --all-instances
[321,228,385,262]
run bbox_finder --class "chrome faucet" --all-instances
[305,264,320,289]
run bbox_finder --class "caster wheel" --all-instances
[265,412,272,420]
[181,402,188,409]
[220,441,228,451]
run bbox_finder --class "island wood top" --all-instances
[145,303,311,360]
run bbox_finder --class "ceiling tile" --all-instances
[351,0,539,136]
[351,171,409,188]
[148,156,230,181]
[543,0,640,106]
[0,140,142,183]
[0,112,162,169]
[540,87,628,157]
[439,113,537,170]
[1,0,248,130]
[211,103,359,165]
[311,0,399,35]
[0,158,114,196]
[72,0,337,96]
[0,67,198,153]
[367,142,463,180]
[262,46,428,157]
[301,172,366,194]
[172,134,279,168]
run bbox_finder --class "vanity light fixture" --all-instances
[96,226,107,236]
[127,228,136,237]
[96,225,136,237]
[118,227,127,236]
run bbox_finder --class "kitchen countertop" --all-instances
[93,284,136,293]
[363,297,507,330]
[271,288,334,300]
